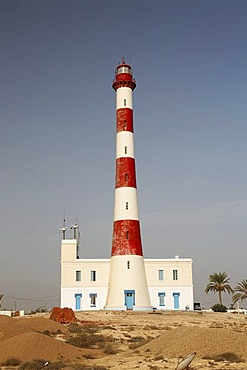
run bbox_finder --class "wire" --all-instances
[4,294,59,302]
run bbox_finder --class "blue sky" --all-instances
[1,0,247,310]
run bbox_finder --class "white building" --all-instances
[60,239,194,311]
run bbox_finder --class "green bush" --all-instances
[211,303,227,312]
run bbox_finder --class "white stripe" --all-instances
[116,131,134,159]
[114,187,139,221]
[116,87,133,109]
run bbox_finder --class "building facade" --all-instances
[60,239,193,311]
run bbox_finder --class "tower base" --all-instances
[104,305,153,311]
[105,255,153,311]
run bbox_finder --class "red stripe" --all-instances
[115,73,133,82]
[115,157,137,188]
[112,220,143,256]
[116,108,133,133]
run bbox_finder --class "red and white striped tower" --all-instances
[105,60,152,310]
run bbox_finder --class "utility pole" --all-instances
[0,295,3,310]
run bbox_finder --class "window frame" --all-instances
[158,269,164,281]
[75,270,81,282]
[89,293,97,307]
[173,269,178,280]
[91,270,96,282]
[158,292,166,306]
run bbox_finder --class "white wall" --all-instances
[61,287,108,311]
[61,242,194,311]
[116,131,134,159]
[116,87,133,109]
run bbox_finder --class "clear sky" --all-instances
[1,0,247,311]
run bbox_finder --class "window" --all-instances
[158,292,166,306]
[127,261,130,269]
[126,202,129,210]
[125,173,128,182]
[91,270,96,281]
[126,230,129,240]
[124,99,126,106]
[90,293,97,307]
[76,270,81,282]
[124,120,127,129]
[158,270,164,281]
[124,146,127,154]
[173,269,178,280]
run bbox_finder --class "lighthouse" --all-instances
[105,60,152,310]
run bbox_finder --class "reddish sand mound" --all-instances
[0,314,30,341]
[17,316,68,334]
[141,326,247,360]
[0,331,101,363]
[50,307,77,324]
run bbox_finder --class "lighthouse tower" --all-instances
[105,60,152,311]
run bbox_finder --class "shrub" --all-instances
[66,332,104,348]
[19,359,65,369]
[42,330,51,336]
[83,354,96,359]
[103,344,117,354]
[211,303,227,312]
[51,329,62,335]
[203,352,243,363]
[69,323,82,333]
[1,357,21,366]
[82,324,99,334]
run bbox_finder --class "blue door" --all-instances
[124,290,135,310]
[173,293,180,309]
[75,293,82,310]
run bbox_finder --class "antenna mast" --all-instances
[71,223,80,258]
[59,219,67,239]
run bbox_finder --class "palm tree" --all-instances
[232,279,247,306]
[205,272,234,305]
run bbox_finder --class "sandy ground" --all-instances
[1,310,247,369]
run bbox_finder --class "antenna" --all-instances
[59,219,67,239]
[71,223,80,258]
[71,223,79,239]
